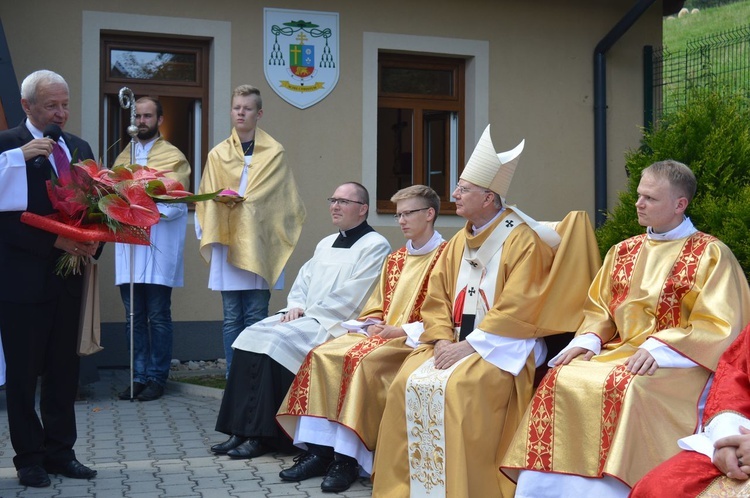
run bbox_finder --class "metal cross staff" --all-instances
[118,87,139,401]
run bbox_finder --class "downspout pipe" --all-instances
[594,0,657,226]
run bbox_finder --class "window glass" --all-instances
[377,108,414,202]
[110,50,197,82]
[376,53,464,213]
[381,67,453,96]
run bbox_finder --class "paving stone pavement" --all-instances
[0,369,374,497]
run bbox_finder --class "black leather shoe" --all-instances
[17,465,51,487]
[118,382,146,400]
[44,459,97,479]
[279,452,333,481]
[137,381,164,401]
[321,459,359,492]
[226,439,270,459]
[211,435,247,454]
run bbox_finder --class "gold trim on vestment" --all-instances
[698,476,750,497]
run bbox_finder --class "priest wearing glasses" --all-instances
[209,182,390,460]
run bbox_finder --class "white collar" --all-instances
[25,120,68,147]
[134,136,159,155]
[647,216,697,241]
[406,230,444,255]
[472,208,505,236]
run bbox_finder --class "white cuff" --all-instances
[341,317,380,335]
[548,333,601,367]
[641,338,699,368]
[678,412,750,459]
[466,329,537,375]
[403,321,423,348]
[0,148,28,211]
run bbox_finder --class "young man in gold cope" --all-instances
[275,185,446,493]
[195,85,306,376]
[371,126,601,497]
[502,160,750,498]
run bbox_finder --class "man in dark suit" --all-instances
[0,70,98,488]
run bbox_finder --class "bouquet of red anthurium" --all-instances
[21,159,218,276]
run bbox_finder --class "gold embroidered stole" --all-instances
[402,216,522,497]
[699,476,750,497]
[405,356,471,496]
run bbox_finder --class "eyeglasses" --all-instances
[393,207,430,220]
[327,197,366,207]
[453,184,490,195]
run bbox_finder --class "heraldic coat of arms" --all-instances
[264,8,339,109]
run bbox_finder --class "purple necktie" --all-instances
[52,142,71,183]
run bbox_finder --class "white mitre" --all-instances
[460,125,560,248]
[459,124,524,198]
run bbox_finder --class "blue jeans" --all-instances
[120,284,173,386]
[220,290,270,375]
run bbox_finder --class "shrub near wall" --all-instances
[596,92,750,280]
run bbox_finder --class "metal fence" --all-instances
[646,24,750,126]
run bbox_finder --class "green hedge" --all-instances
[596,92,750,279]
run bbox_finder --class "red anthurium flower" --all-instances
[27,158,220,278]
[74,159,102,180]
[145,178,191,200]
[145,180,168,197]
[160,177,185,191]
[72,159,118,187]
[47,182,89,224]
[99,181,161,227]
[106,165,135,184]
[131,166,163,182]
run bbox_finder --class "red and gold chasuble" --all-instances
[503,232,750,487]
[277,242,445,452]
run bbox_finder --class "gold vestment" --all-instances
[195,128,305,286]
[502,233,750,487]
[372,211,600,497]
[114,136,191,188]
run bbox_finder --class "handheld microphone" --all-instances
[32,124,63,168]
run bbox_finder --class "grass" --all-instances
[664,0,750,51]
[659,1,750,117]
[173,374,226,390]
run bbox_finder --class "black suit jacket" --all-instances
[0,122,95,303]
